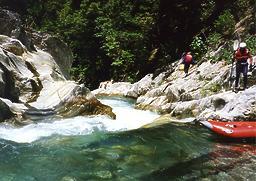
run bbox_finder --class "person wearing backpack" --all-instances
[233,42,253,91]
[181,52,195,77]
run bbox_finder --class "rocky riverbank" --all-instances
[0,9,115,124]
[93,58,256,122]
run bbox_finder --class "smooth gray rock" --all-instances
[127,74,153,98]
[31,32,73,79]
[0,99,14,121]
[93,74,153,98]
[95,59,256,121]
[0,35,114,123]
[0,48,20,102]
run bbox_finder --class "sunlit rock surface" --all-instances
[92,74,153,98]
[93,82,133,97]
[135,61,256,121]
[0,40,115,122]
[96,59,256,121]
[0,10,115,123]
[31,32,73,79]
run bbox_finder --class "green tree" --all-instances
[23,0,254,88]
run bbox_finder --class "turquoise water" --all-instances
[0,98,255,180]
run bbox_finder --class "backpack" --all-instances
[184,54,192,63]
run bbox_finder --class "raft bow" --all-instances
[201,119,256,138]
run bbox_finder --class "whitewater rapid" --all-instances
[0,98,159,143]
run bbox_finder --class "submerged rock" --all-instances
[61,176,77,181]
[142,115,195,130]
[94,171,113,179]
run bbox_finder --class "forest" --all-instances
[1,0,255,88]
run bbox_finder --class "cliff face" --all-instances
[0,9,115,124]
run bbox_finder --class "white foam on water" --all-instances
[0,98,159,143]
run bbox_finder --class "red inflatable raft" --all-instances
[201,120,256,138]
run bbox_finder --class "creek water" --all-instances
[0,97,255,180]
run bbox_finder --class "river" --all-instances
[0,97,255,180]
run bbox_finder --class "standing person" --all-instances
[181,52,195,77]
[233,42,253,91]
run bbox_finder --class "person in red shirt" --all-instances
[233,42,253,90]
[181,52,196,77]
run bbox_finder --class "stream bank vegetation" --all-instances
[2,0,254,88]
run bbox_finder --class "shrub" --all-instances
[207,33,222,49]
[214,10,235,36]
[245,36,256,55]
[190,36,207,61]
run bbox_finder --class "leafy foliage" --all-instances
[206,33,223,50]
[245,36,256,55]
[190,36,207,61]
[200,0,216,21]
[25,0,160,87]
[214,10,235,37]
[21,0,255,88]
